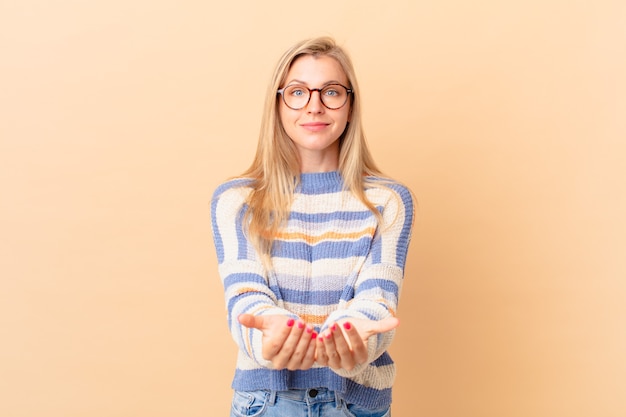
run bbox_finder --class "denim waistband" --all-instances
[268,388,341,406]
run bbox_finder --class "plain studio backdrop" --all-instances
[1,1,625,416]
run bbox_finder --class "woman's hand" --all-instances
[238,314,318,371]
[315,316,399,371]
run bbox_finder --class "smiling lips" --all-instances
[300,122,330,132]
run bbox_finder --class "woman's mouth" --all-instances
[300,122,329,132]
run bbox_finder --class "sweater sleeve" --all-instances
[322,183,414,378]
[211,181,298,368]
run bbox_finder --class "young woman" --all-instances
[211,37,414,417]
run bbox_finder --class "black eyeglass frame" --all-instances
[276,83,354,110]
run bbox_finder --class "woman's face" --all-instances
[278,55,351,173]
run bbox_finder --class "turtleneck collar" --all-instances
[297,171,343,194]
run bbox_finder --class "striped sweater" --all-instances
[210,171,414,409]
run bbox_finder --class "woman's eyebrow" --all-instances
[285,79,345,86]
[286,79,307,85]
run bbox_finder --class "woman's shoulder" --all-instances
[364,176,414,207]
[211,177,255,203]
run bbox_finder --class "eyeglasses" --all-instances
[277,83,353,110]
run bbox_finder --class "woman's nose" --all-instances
[306,90,324,113]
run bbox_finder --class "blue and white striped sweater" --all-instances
[210,171,414,409]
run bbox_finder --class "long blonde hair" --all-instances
[241,37,384,268]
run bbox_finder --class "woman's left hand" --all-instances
[315,316,399,371]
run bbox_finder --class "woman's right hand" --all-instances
[238,314,318,371]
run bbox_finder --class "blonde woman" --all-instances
[211,37,414,417]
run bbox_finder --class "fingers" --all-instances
[275,320,304,367]
[315,334,329,366]
[240,314,319,370]
[272,321,317,370]
[301,329,317,369]
[237,313,264,329]
[321,324,340,369]
[262,317,296,360]
[239,314,399,371]
[370,316,400,334]
[341,321,368,364]
[318,322,359,371]
[332,323,357,370]
[316,318,391,371]
[286,324,317,370]
[348,316,400,342]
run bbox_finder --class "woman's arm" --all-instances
[211,181,316,369]
[317,183,414,376]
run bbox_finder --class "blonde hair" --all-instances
[241,37,385,269]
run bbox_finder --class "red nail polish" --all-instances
[311,332,317,339]
[306,326,313,334]
[330,324,337,331]
[343,322,351,330]
[287,318,295,327]
[298,321,305,329]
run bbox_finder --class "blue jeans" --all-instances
[230,388,390,417]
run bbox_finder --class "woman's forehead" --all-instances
[285,55,348,85]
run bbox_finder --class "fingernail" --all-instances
[311,332,317,339]
[287,318,295,327]
[298,321,305,329]
[306,326,313,334]
[330,324,337,331]
[343,322,351,330]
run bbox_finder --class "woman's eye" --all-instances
[290,88,306,96]
[324,89,339,97]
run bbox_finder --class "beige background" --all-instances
[1,1,625,416]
